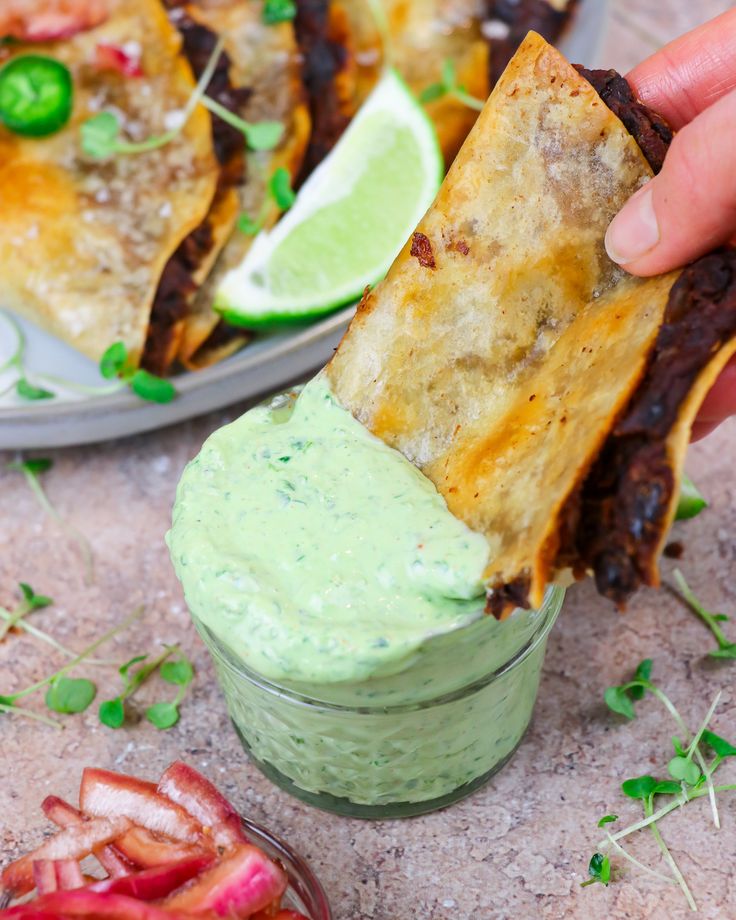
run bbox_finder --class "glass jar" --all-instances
[242,817,331,919]
[195,585,564,819]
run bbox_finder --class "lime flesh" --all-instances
[216,68,443,325]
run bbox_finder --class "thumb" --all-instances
[605,87,736,277]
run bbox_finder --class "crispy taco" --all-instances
[328,33,736,614]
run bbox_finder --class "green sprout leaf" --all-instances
[675,473,707,521]
[237,213,264,236]
[262,0,296,24]
[672,736,686,756]
[419,82,446,104]
[98,697,125,729]
[45,677,96,714]
[597,814,618,827]
[130,370,176,404]
[145,701,180,729]
[709,644,736,660]
[667,756,702,786]
[621,775,658,800]
[701,729,736,758]
[119,654,148,679]
[244,120,284,151]
[605,686,636,720]
[16,378,54,400]
[628,659,653,700]
[80,111,121,158]
[269,167,296,210]
[160,658,194,687]
[652,780,682,796]
[19,583,53,609]
[581,852,611,887]
[100,341,129,379]
[8,457,53,475]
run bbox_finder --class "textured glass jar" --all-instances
[195,586,564,819]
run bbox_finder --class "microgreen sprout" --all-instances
[238,166,296,235]
[580,852,610,888]
[675,473,707,520]
[0,605,144,728]
[99,645,178,729]
[145,654,195,729]
[262,0,296,24]
[7,458,95,584]
[585,661,736,911]
[669,569,736,659]
[420,58,485,112]
[98,341,176,404]
[81,38,282,159]
[0,582,52,643]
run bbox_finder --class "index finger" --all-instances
[627,8,736,130]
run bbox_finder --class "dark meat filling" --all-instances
[571,250,736,605]
[574,66,673,173]
[141,13,249,375]
[486,0,574,87]
[293,0,350,185]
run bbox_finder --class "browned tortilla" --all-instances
[328,32,680,612]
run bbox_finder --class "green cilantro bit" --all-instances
[675,473,707,521]
[16,378,54,400]
[597,814,618,827]
[146,654,195,730]
[419,56,484,112]
[8,457,52,475]
[80,111,122,158]
[269,167,296,210]
[237,213,264,236]
[671,569,736,660]
[145,701,180,729]
[99,697,125,729]
[45,676,96,714]
[99,341,130,379]
[19,583,53,609]
[130,370,176,404]
[98,342,176,404]
[98,646,177,730]
[581,853,610,887]
[262,0,296,24]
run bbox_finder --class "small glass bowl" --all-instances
[242,817,331,920]
[197,586,564,819]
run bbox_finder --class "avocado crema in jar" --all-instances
[167,372,563,818]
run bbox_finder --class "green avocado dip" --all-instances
[168,372,563,816]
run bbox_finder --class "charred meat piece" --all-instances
[575,66,673,174]
[486,0,573,87]
[573,250,736,605]
[293,0,351,183]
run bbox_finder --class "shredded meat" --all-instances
[574,66,673,174]
[572,250,736,605]
[293,0,350,184]
[486,0,574,87]
[141,224,214,375]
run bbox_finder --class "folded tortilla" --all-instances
[0,0,219,368]
[328,32,736,613]
[338,0,490,166]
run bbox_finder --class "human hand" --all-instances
[604,10,736,440]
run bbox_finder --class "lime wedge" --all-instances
[215,68,443,326]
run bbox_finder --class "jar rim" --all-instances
[195,585,565,714]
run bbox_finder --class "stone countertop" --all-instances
[1,2,735,918]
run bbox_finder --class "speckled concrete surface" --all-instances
[1,2,735,918]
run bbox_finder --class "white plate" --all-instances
[0,0,608,449]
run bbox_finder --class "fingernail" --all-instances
[605,186,660,265]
